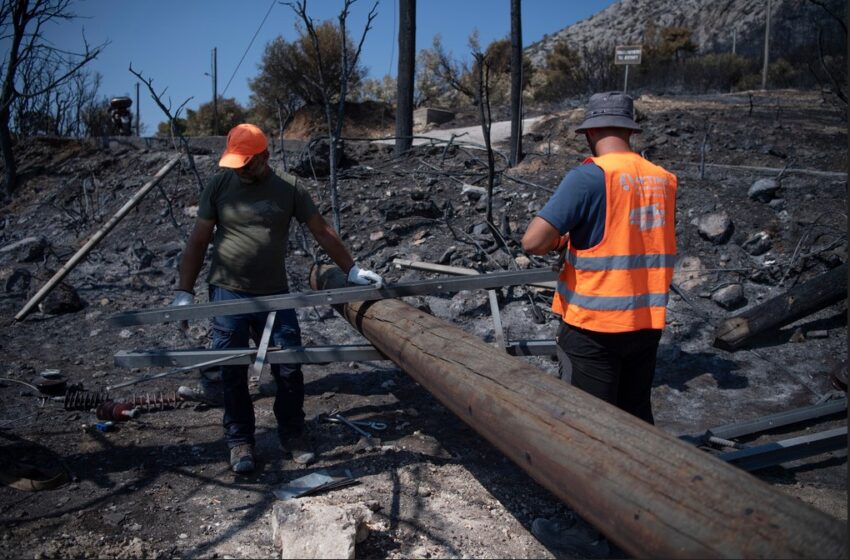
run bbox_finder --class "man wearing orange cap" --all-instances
[172,123,383,473]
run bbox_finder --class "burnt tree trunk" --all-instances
[394,0,415,158]
[509,0,523,166]
[714,263,848,350]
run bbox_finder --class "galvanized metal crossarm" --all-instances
[108,268,558,327]
[113,339,559,368]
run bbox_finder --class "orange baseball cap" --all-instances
[219,124,268,168]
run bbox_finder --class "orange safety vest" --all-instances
[552,151,677,332]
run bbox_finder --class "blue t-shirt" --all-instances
[537,162,606,250]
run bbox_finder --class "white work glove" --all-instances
[347,265,384,288]
[170,290,194,332]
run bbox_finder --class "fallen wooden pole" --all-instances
[15,154,182,321]
[311,264,846,559]
[713,263,847,350]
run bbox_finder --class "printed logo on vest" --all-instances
[619,174,669,197]
[629,204,665,231]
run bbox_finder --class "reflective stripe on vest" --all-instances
[566,252,677,271]
[551,152,677,332]
[556,282,670,311]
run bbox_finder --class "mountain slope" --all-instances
[526,0,845,66]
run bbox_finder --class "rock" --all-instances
[369,231,384,242]
[806,330,829,339]
[37,282,83,315]
[672,256,705,291]
[711,284,745,310]
[381,200,442,221]
[741,231,772,256]
[768,198,786,211]
[696,212,733,244]
[290,138,353,178]
[18,237,49,263]
[470,223,489,236]
[748,178,780,202]
[271,501,372,559]
[461,184,487,201]
[4,268,31,293]
[449,290,488,317]
[515,255,532,269]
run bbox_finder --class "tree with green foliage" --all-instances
[533,40,585,101]
[249,20,366,132]
[185,97,246,136]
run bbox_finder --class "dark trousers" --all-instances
[209,285,305,448]
[555,321,662,424]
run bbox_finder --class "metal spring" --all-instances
[62,388,182,412]
[123,391,182,412]
[63,388,109,410]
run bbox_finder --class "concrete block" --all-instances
[414,107,455,127]
[271,501,372,559]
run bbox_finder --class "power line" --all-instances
[222,0,276,96]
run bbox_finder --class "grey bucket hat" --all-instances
[575,91,641,133]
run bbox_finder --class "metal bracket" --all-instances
[109,268,558,327]
[113,339,559,368]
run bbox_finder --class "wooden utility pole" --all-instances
[509,0,523,166]
[761,0,772,89]
[394,0,415,157]
[135,82,140,136]
[311,264,846,559]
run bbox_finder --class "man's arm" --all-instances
[304,213,354,273]
[522,217,566,255]
[177,218,216,293]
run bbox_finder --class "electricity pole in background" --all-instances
[394,0,415,157]
[761,0,771,90]
[135,82,140,136]
[509,0,523,167]
[212,47,218,135]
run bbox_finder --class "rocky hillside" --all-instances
[526,0,846,65]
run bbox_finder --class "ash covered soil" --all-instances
[0,90,846,559]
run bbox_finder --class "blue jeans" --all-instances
[207,285,304,448]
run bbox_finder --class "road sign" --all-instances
[614,45,642,65]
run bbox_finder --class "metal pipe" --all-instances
[310,264,846,559]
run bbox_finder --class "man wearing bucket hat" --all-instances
[172,123,383,473]
[521,92,677,553]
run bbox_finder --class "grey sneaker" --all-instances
[229,444,255,473]
[281,434,316,465]
[177,384,223,406]
[531,516,609,558]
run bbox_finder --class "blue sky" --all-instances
[43,0,617,132]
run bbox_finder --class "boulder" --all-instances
[711,284,745,310]
[696,212,733,244]
[37,282,84,315]
[271,501,372,559]
[748,178,780,202]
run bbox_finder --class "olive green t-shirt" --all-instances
[198,168,318,293]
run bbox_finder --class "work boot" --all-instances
[531,515,610,559]
[229,444,255,474]
[177,384,223,407]
[281,433,315,465]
